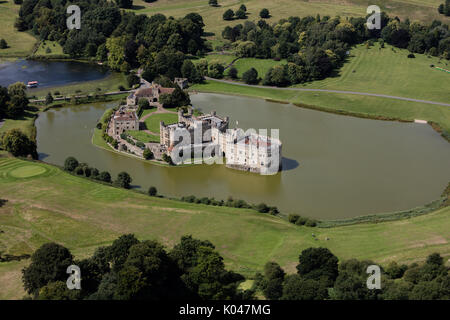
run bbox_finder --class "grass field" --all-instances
[0,108,37,140]
[127,130,160,143]
[0,157,448,299]
[130,0,449,39]
[232,58,287,78]
[299,43,450,103]
[144,113,178,133]
[33,41,66,57]
[0,1,36,58]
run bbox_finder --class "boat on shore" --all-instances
[27,81,39,88]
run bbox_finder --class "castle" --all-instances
[160,110,282,174]
[108,80,282,174]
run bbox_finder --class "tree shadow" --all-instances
[203,32,215,37]
[38,152,49,160]
[132,5,145,10]
[0,199,8,207]
[281,157,299,172]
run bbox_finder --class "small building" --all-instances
[127,82,175,107]
[111,107,139,138]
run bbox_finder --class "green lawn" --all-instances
[298,43,450,104]
[0,109,37,140]
[144,113,178,133]
[127,130,160,143]
[29,72,129,99]
[232,58,287,78]
[139,108,158,119]
[33,40,66,57]
[0,157,449,299]
[130,0,449,39]
[0,1,37,58]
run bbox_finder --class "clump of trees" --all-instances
[221,13,450,86]
[63,156,129,186]
[180,195,279,215]
[438,1,450,16]
[15,0,208,81]
[288,214,318,227]
[0,82,29,119]
[1,129,37,159]
[159,86,191,108]
[22,234,253,300]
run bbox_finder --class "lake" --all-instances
[35,93,450,220]
[0,59,109,88]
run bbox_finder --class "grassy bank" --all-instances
[28,72,128,100]
[0,1,36,58]
[0,156,449,299]
[190,80,450,132]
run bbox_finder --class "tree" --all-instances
[260,262,285,299]
[138,98,150,110]
[438,4,445,14]
[115,0,133,9]
[127,74,140,88]
[209,0,218,6]
[160,86,191,108]
[99,171,111,183]
[446,0,450,16]
[228,67,238,79]
[64,157,79,171]
[260,8,270,19]
[296,247,338,286]
[0,86,10,119]
[208,61,225,78]
[1,129,37,159]
[143,148,154,160]
[148,186,157,196]
[281,275,328,300]
[242,68,259,84]
[22,243,74,295]
[223,9,234,21]
[45,92,54,105]
[115,171,132,189]
[37,281,81,300]
[0,39,7,49]
[108,234,140,272]
[235,9,247,20]
[6,82,28,118]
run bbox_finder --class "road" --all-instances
[204,77,450,107]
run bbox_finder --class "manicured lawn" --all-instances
[127,130,160,143]
[139,108,158,119]
[34,40,66,57]
[232,58,287,78]
[144,113,178,133]
[0,109,37,139]
[298,43,450,104]
[0,1,37,58]
[0,157,449,299]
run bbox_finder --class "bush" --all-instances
[305,219,317,227]
[407,53,415,58]
[143,148,154,160]
[74,166,84,175]
[288,214,300,224]
[260,8,270,19]
[223,9,234,21]
[242,68,259,84]
[64,157,79,172]
[118,85,126,91]
[148,186,157,196]
[228,67,238,79]
[115,171,132,189]
[0,39,8,49]
[99,171,111,183]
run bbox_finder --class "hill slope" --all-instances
[0,157,449,298]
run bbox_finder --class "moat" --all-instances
[35,93,450,220]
